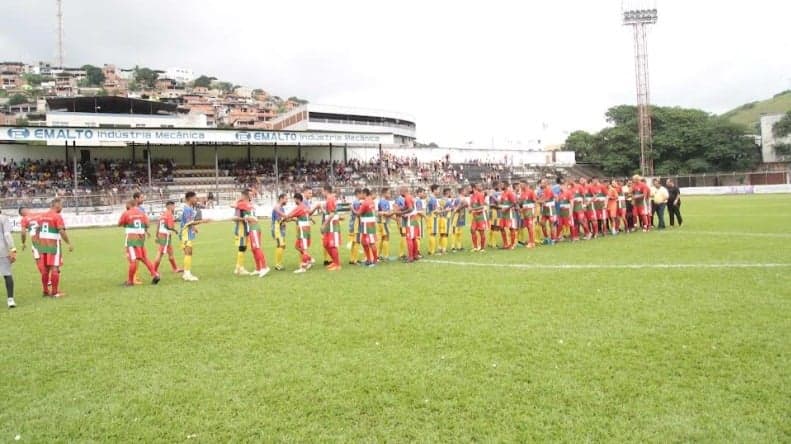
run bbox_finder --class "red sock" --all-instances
[128,261,138,284]
[153,253,162,272]
[411,239,419,259]
[169,257,179,271]
[591,220,599,235]
[510,230,517,247]
[142,258,157,276]
[528,227,535,244]
[50,269,61,294]
[370,245,379,262]
[500,230,508,248]
[642,215,649,229]
[40,268,50,294]
[253,249,267,270]
[471,232,478,249]
[36,259,47,276]
[329,247,340,266]
[571,224,578,239]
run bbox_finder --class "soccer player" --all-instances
[355,188,378,267]
[538,179,558,244]
[234,211,270,278]
[571,179,590,240]
[426,185,440,256]
[498,182,518,250]
[36,198,73,297]
[435,188,451,255]
[376,187,393,261]
[487,185,502,248]
[415,188,426,257]
[347,188,363,265]
[631,175,651,231]
[613,179,628,233]
[517,182,537,248]
[153,201,182,273]
[592,177,609,236]
[320,185,342,271]
[557,184,575,241]
[232,189,254,276]
[284,192,314,274]
[452,186,469,251]
[393,193,408,260]
[271,193,288,271]
[118,199,161,286]
[19,207,46,276]
[606,180,619,235]
[0,210,17,308]
[469,183,488,252]
[396,186,420,263]
[578,177,598,238]
[180,191,210,282]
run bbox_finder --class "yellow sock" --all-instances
[183,255,192,272]
[455,232,463,249]
[323,250,331,262]
[350,242,360,262]
[399,237,406,257]
[428,236,436,255]
[381,239,390,257]
[275,247,284,267]
[236,252,245,269]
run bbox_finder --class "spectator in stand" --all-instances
[666,179,682,227]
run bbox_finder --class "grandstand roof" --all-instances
[46,96,178,115]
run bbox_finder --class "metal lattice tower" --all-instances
[56,0,64,67]
[623,7,657,176]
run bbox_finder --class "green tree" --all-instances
[22,73,45,87]
[7,93,28,106]
[214,81,233,93]
[564,105,760,176]
[193,75,215,88]
[772,111,791,138]
[81,64,105,86]
[134,66,159,88]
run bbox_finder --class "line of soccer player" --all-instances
[13,174,655,293]
[229,174,655,274]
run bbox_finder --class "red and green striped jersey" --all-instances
[572,186,585,213]
[519,190,537,218]
[322,197,341,234]
[558,191,573,218]
[119,208,149,247]
[358,200,377,234]
[156,210,175,246]
[36,211,65,254]
[288,203,311,240]
[593,185,607,210]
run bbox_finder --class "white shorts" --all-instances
[0,257,12,276]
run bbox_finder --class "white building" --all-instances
[270,103,416,146]
[45,96,207,129]
[165,67,196,84]
[760,114,791,163]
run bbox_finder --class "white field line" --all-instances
[422,260,791,270]
[674,230,791,239]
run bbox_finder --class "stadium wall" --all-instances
[0,143,576,166]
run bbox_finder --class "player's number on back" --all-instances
[41,222,49,233]
[134,220,143,229]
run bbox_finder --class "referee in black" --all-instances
[666,179,683,227]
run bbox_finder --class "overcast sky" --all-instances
[2,0,789,145]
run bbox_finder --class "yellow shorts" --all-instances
[438,217,448,235]
[182,239,193,249]
[377,222,390,237]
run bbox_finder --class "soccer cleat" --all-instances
[305,262,313,270]
[174,268,184,273]
[527,243,536,249]
[51,293,65,298]
[182,273,199,282]
[42,291,50,298]
[234,268,252,276]
[133,278,144,286]
[327,264,341,271]
[309,258,316,265]
[323,260,331,266]
[274,265,284,271]
[258,268,270,278]
[7,298,16,309]
[122,282,135,287]
[152,274,161,285]
[293,268,306,274]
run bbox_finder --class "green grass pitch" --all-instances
[1,195,789,442]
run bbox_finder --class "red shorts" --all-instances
[248,230,262,250]
[322,232,341,249]
[157,244,174,255]
[541,215,557,223]
[585,210,597,221]
[633,206,648,217]
[405,225,421,240]
[126,246,148,262]
[573,211,587,223]
[471,221,488,231]
[40,252,63,267]
[499,218,513,229]
[595,209,607,220]
[520,216,534,228]
[295,238,311,251]
[558,216,572,227]
[617,208,627,218]
[359,233,376,246]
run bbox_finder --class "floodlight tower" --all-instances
[623,5,658,176]
[56,0,64,67]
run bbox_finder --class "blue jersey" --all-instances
[427,196,439,216]
[180,205,197,241]
[395,196,407,226]
[271,205,285,237]
[349,199,361,232]
[377,199,391,224]
[552,184,562,213]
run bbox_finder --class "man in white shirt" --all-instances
[0,210,17,308]
[651,178,669,229]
